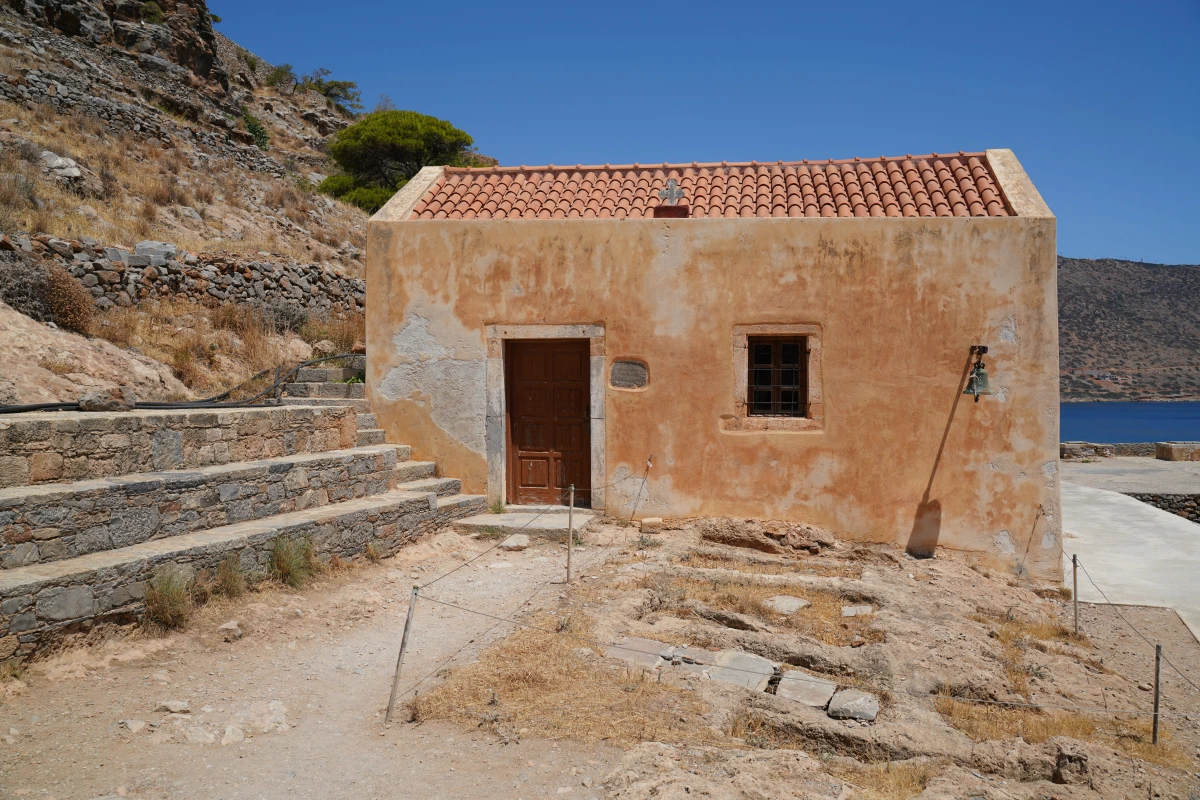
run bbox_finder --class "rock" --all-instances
[639,517,663,534]
[683,600,767,632]
[696,518,785,555]
[706,651,776,692]
[218,620,243,642]
[1137,682,1152,691]
[134,241,179,261]
[121,719,145,733]
[498,534,530,551]
[351,339,366,354]
[185,726,215,744]
[776,670,838,708]
[78,385,137,411]
[841,605,874,617]
[220,724,244,746]
[826,689,879,721]
[154,700,189,714]
[312,339,337,357]
[763,595,810,615]
[35,586,94,621]
[285,338,313,362]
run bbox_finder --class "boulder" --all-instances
[78,385,137,411]
[217,620,243,642]
[639,517,663,534]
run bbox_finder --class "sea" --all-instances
[1060,401,1200,443]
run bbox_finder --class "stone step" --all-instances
[397,476,461,497]
[275,398,372,411]
[0,488,485,661]
[356,428,386,447]
[0,405,358,490]
[0,444,413,570]
[454,509,598,542]
[294,367,365,383]
[356,412,378,430]
[282,382,366,399]
[394,460,436,483]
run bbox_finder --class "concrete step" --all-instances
[276,398,371,411]
[453,508,597,542]
[0,405,358,489]
[394,460,436,483]
[397,476,461,497]
[294,367,365,383]
[0,444,412,570]
[356,428,386,447]
[0,487,485,662]
[356,412,378,430]
[282,382,366,399]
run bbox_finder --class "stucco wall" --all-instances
[366,164,1061,579]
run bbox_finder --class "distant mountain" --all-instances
[1058,257,1200,401]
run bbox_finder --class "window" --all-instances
[747,336,808,417]
[724,324,822,434]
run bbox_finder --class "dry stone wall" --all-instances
[0,493,485,662]
[0,406,358,488]
[1123,493,1200,524]
[3,234,365,313]
[0,445,403,569]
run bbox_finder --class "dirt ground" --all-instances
[1,521,1199,800]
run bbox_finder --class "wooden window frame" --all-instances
[746,335,809,418]
[723,324,824,433]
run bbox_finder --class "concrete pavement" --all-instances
[1061,481,1200,639]
[1061,457,1200,494]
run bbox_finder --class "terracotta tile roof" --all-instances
[409,152,1013,220]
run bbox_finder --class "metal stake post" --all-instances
[384,585,420,724]
[566,484,574,584]
[1072,554,1079,636]
[1152,644,1162,745]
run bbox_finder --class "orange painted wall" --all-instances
[367,212,1061,579]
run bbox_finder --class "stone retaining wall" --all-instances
[7,235,366,314]
[0,406,357,488]
[0,446,403,569]
[1060,442,1156,459]
[1123,493,1200,524]
[0,494,485,663]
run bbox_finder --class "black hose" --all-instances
[0,353,363,415]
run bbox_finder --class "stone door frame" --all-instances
[485,324,606,511]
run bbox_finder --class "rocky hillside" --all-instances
[0,0,366,272]
[1059,257,1200,401]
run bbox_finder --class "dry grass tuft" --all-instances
[214,554,246,598]
[410,613,714,746]
[825,760,944,800]
[144,573,193,630]
[970,610,1089,698]
[271,536,316,589]
[935,695,1192,769]
[643,573,884,647]
[299,311,364,352]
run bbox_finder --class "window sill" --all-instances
[720,415,823,433]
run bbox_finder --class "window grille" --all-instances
[747,336,808,417]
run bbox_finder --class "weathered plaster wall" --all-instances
[366,162,1061,579]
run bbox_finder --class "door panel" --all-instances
[507,340,591,507]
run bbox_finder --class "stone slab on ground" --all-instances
[706,651,775,692]
[776,670,838,708]
[454,511,597,542]
[497,534,530,551]
[841,605,874,617]
[764,595,810,615]
[826,689,879,721]
[606,636,671,669]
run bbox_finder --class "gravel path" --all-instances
[0,530,625,799]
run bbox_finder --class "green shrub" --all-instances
[215,555,246,598]
[209,13,222,23]
[242,108,269,150]
[245,55,259,73]
[271,536,314,588]
[145,573,192,629]
[298,67,362,113]
[340,185,395,213]
[265,63,297,88]
[317,174,356,199]
[329,110,473,190]
[141,1,165,24]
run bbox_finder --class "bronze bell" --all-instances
[964,362,994,402]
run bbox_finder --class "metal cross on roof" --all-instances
[659,178,684,206]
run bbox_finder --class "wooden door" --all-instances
[506,340,591,507]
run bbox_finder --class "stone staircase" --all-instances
[0,362,483,664]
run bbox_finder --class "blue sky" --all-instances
[211,0,1200,264]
